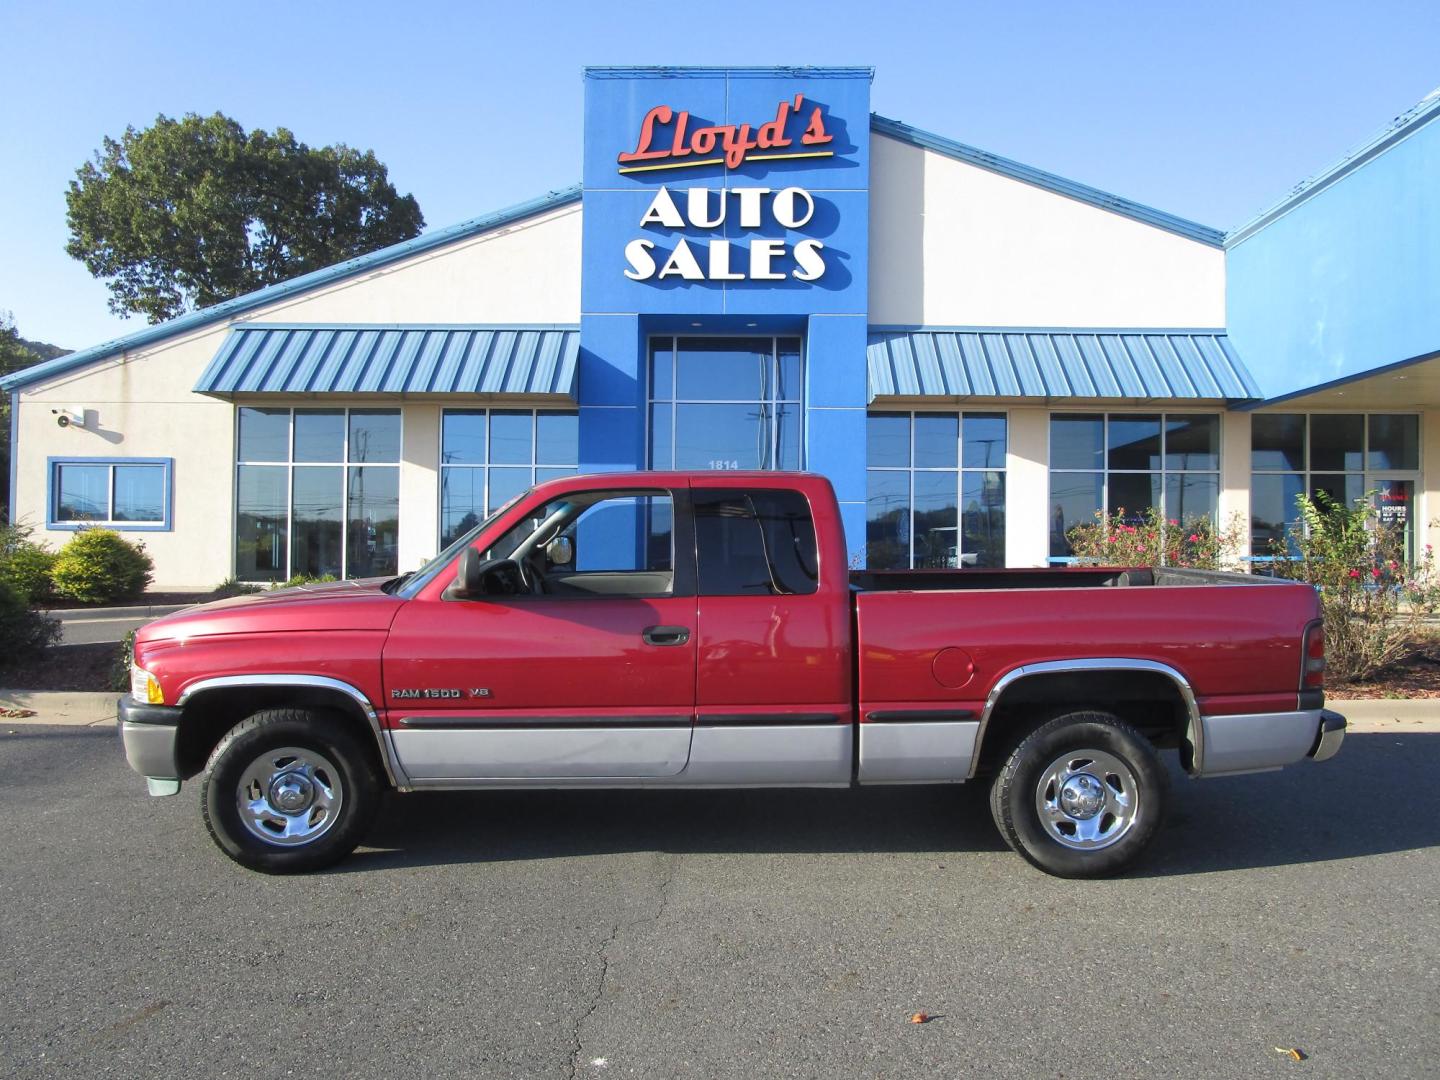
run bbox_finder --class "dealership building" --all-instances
[5,67,1439,587]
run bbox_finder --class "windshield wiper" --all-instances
[381,571,414,595]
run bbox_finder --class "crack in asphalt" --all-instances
[566,852,677,1078]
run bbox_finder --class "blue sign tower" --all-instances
[579,66,873,554]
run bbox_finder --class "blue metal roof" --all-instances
[0,187,582,393]
[194,324,579,398]
[870,116,1225,248]
[867,327,1261,402]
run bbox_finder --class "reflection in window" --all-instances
[235,407,400,582]
[1249,413,1419,559]
[649,336,801,471]
[439,409,578,548]
[866,412,1007,569]
[52,460,169,527]
[1048,412,1219,559]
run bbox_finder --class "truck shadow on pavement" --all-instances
[349,731,1439,876]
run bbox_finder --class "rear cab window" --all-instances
[693,489,819,596]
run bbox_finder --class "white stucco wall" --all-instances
[11,203,582,588]
[868,133,1226,328]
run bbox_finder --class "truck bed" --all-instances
[851,566,1292,592]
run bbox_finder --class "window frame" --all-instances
[437,406,579,550]
[233,406,402,582]
[646,334,805,472]
[47,456,173,532]
[1249,410,1422,562]
[865,409,1009,570]
[1046,409,1222,563]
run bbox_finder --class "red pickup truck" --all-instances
[120,471,1345,877]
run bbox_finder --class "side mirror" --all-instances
[456,547,485,597]
[545,535,574,567]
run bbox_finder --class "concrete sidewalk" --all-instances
[1,690,1435,730]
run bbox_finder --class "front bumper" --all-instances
[1196,707,1347,777]
[118,695,183,796]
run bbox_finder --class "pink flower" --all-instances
[1187,534,1200,543]
[1372,567,1383,579]
[1348,569,1362,579]
[1107,536,1118,544]
[1168,519,1178,527]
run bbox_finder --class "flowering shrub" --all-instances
[1065,506,1247,569]
[1269,492,1440,683]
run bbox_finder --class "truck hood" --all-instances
[138,578,404,642]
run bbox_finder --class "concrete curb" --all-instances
[0,690,1436,731]
[41,603,198,620]
[0,691,119,726]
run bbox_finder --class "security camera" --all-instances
[52,407,85,428]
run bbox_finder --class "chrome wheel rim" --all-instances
[1034,748,1138,851]
[236,746,344,847]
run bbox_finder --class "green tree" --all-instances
[0,313,45,522]
[65,112,425,323]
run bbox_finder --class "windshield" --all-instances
[395,490,528,599]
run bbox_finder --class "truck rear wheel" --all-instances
[200,709,381,874]
[989,711,1168,878]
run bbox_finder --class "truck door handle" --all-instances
[642,625,691,647]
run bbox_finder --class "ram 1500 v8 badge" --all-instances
[119,472,1345,877]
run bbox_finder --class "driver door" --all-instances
[384,487,698,782]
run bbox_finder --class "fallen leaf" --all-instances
[909,1012,930,1024]
[1273,1046,1306,1062]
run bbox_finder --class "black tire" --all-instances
[989,711,1168,879]
[201,708,382,874]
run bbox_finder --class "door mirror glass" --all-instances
[456,547,484,597]
[545,535,575,567]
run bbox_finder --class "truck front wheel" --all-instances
[200,709,382,874]
[989,711,1168,878]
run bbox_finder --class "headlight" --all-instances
[130,664,164,705]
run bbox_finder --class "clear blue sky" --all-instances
[2,0,1437,349]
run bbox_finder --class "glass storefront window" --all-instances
[234,407,400,582]
[1249,413,1421,559]
[649,336,802,471]
[438,408,578,549]
[1048,411,1220,559]
[866,411,1008,569]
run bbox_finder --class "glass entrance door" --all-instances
[648,336,802,471]
[1372,478,1415,563]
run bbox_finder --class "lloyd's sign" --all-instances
[616,94,837,284]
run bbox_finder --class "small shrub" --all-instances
[212,577,263,599]
[50,529,154,604]
[270,573,339,590]
[0,580,61,668]
[1065,506,1248,569]
[1270,492,1440,683]
[0,521,56,603]
[110,629,137,692]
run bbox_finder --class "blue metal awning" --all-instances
[866,328,1261,402]
[194,324,580,398]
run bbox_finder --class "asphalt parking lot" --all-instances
[1,723,1437,1079]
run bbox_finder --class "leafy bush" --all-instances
[270,573,339,591]
[1065,506,1248,569]
[0,579,61,667]
[49,529,154,604]
[1269,492,1440,683]
[0,521,56,603]
[212,577,263,599]
[111,629,137,692]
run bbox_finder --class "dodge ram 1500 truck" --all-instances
[119,472,1345,877]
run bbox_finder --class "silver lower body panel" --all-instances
[1197,708,1339,776]
[858,720,978,783]
[392,723,851,789]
